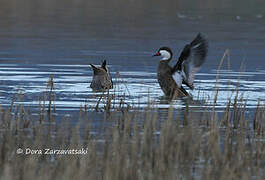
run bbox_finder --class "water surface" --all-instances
[0,0,264,114]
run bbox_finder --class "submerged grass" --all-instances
[0,63,265,179]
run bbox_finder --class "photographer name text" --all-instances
[17,148,88,155]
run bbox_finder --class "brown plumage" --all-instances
[90,60,113,91]
[153,33,208,98]
[157,60,189,98]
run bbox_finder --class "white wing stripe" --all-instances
[192,43,201,49]
[172,72,183,88]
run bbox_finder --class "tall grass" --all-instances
[0,74,264,180]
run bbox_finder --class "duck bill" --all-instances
[152,52,161,57]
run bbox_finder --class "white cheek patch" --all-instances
[172,72,183,88]
[159,50,171,60]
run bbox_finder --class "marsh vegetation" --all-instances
[0,74,264,180]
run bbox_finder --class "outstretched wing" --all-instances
[182,33,208,89]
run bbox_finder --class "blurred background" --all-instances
[0,0,264,68]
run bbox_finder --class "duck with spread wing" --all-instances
[153,33,208,98]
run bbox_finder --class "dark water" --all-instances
[0,0,264,114]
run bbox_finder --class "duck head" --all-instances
[153,47,173,61]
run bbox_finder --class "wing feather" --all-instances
[172,72,183,88]
[182,33,208,88]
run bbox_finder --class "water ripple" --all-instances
[0,64,264,110]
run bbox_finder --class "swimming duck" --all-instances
[153,33,208,98]
[90,60,113,91]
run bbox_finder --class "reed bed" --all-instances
[0,74,264,180]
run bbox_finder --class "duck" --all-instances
[153,33,208,98]
[90,60,113,91]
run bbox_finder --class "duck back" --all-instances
[90,61,113,91]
